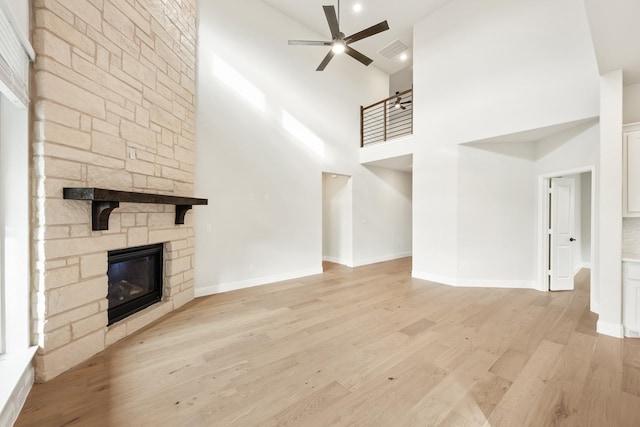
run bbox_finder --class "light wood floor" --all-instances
[16,258,640,426]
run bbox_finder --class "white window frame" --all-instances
[0,101,4,355]
[0,0,31,357]
[0,1,36,424]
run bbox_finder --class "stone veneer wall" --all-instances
[31,0,197,381]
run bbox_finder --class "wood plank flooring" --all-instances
[16,258,640,426]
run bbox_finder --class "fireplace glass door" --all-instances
[107,243,163,325]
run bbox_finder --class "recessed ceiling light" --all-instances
[353,3,362,13]
[400,53,408,61]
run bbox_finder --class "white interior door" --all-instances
[550,177,576,291]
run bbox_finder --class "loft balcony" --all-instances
[360,87,413,147]
[360,87,413,172]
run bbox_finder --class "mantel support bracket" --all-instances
[92,201,120,231]
[92,202,194,230]
[175,205,193,225]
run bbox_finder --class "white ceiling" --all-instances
[261,0,452,75]
[462,118,600,146]
[264,0,640,83]
[584,0,640,85]
[363,153,413,173]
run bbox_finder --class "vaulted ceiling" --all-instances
[261,0,452,75]
[584,0,640,85]
[262,0,640,85]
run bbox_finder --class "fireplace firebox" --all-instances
[107,243,163,325]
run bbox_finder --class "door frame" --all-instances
[536,166,596,307]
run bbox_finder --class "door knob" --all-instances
[569,237,576,242]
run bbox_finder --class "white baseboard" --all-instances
[351,252,412,268]
[412,271,534,289]
[456,278,535,289]
[0,347,37,427]
[624,328,640,338]
[412,271,457,286]
[194,267,323,297]
[322,256,352,266]
[596,320,624,338]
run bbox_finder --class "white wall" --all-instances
[624,83,640,124]
[597,70,623,336]
[194,0,414,295]
[389,67,413,96]
[457,143,535,285]
[454,125,597,288]
[532,122,598,292]
[354,166,412,266]
[534,122,599,176]
[581,172,592,265]
[412,0,600,286]
[413,0,599,146]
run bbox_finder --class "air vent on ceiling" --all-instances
[377,39,409,59]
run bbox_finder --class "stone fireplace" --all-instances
[31,0,198,381]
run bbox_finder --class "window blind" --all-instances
[0,2,32,109]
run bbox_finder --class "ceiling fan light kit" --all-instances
[288,1,390,71]
[332,38,346,54]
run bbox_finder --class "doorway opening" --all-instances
[539,168,594,301]
[322,173,353,267]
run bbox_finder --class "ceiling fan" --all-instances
[288,1,390,71]
[392,92,412,110]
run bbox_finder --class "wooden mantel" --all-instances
[63,187,208,231]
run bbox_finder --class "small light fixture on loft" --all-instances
[392,91,411,110]
[353,3,362,12]
[400,53,408,61]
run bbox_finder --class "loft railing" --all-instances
[360,87,413,147]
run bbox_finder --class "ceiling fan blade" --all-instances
[323,5,340,39]
[316,50,335,71]
[288,40,332,46]
[344,46,373,66]
[344,21,390,44]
